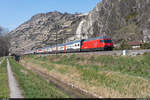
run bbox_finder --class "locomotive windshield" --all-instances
[100,39,112,43]
[104,40,112,43]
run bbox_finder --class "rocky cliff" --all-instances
[78,0,150,43]
[10,0,150,54]
[10,12,86,54]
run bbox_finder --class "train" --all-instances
[24,36,114,55]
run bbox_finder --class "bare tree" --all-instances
[0,26,10,57]
[0,26,3,35]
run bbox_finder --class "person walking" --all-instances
[15,54,20,62]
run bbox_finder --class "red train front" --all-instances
[81,36,114,51]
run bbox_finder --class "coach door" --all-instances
[64,45,66,53]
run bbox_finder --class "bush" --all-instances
[0,26,10,57]
[115,41,132,50]
[141,43,150,49]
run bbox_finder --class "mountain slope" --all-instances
[10,12,86,54]
[10,0,150,54]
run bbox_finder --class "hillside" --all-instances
[10,0,150,54]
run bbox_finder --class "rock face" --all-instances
[10,0,150,54]
[78,0,150,43]
[10,12,86,54]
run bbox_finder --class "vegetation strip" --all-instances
[9,58,69,98]
[22,54,150,98]
[7,59,24,98]
[21,62,102,98]
[0,59,9,98]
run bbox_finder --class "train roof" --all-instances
[51,40,81,47]
[36,40,81,50]
[84,36,111,42]
[64,40,81,45]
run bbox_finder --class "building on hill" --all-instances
[127,41,143,49]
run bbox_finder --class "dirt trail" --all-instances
[7,59,24,98]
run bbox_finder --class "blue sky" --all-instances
[0,0,101,31]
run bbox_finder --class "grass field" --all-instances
[0,59,10,98]
[21,53,150,98]
[9,58,70,98]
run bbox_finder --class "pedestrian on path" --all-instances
[14,54,20,62]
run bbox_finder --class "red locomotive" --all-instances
[81,36,113,51]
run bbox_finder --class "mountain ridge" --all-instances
[9,0,150,54]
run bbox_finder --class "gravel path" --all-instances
[7,59,24,98]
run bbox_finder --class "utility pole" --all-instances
[55,24,59,55]
[55,29,57,55]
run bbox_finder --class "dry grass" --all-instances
[21,55,150,98]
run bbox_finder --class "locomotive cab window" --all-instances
[100,40,104,42]
[104,40,112,43]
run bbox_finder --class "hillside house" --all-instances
[127,41,143,49]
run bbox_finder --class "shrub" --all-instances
[141,43,150,49]
[119,41,132,50]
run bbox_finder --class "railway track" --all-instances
[37,49,150,56]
